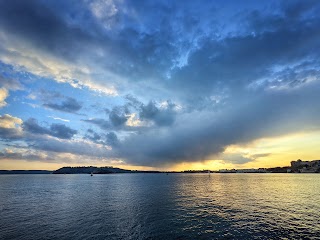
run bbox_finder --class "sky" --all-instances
[0,0,320,171]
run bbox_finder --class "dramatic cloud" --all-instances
[1,1,320,168]
[113,82,320,166]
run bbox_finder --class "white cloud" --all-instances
[0,114,24,139]
[0,87,8,108]
[27,93,37,100]
[0,114,22,129]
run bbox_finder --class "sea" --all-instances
[0,173,319,240]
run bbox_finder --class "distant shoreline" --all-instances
[0,171,319,175]
[1,160,319,174]
[0,170,53,174]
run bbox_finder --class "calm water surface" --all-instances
[0,174,319,239]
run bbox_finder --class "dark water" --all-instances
[0,174,319,240]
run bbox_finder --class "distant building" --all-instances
[218,169,236,173]
[217,161,320,174]
[291,159,320,173]
[236,168,267,173]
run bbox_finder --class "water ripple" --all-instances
[0,174,319,239]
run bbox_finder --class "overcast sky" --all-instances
[1,0,320,170]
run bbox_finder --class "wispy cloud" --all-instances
[48,116,70,122]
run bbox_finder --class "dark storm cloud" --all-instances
[23,118,77,139]
[113,82,320,166]
[44,97,82,113]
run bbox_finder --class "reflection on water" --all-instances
[0,174,319,239]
